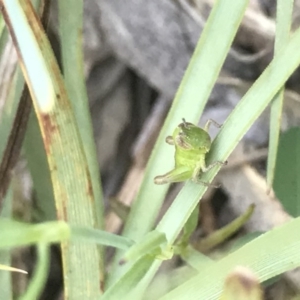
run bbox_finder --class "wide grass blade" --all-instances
[58,0,104,240]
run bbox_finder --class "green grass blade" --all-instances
[71,226,134,250]
[194,204,254,252]
[273,127,300,216]
[58,0,104,232]
[121,231,167,263]
[109,0,250,285]
[1,0,103,297]
[180,206,199,247]
[19,243,50,300]
[24,112,56,221]
[0,217,132,251]
[102,256,155,300]
[160,217,300,299]
[267,0,293,188]
[0,219,70,248]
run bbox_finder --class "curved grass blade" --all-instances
[19,243,49,300]
[194,204,254,252]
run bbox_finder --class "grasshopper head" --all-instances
[173,119,211,153]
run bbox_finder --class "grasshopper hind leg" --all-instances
[154,166,192,185]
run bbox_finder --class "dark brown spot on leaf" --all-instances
[40,113,57,154]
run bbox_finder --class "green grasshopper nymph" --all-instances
[154,119,227,186]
